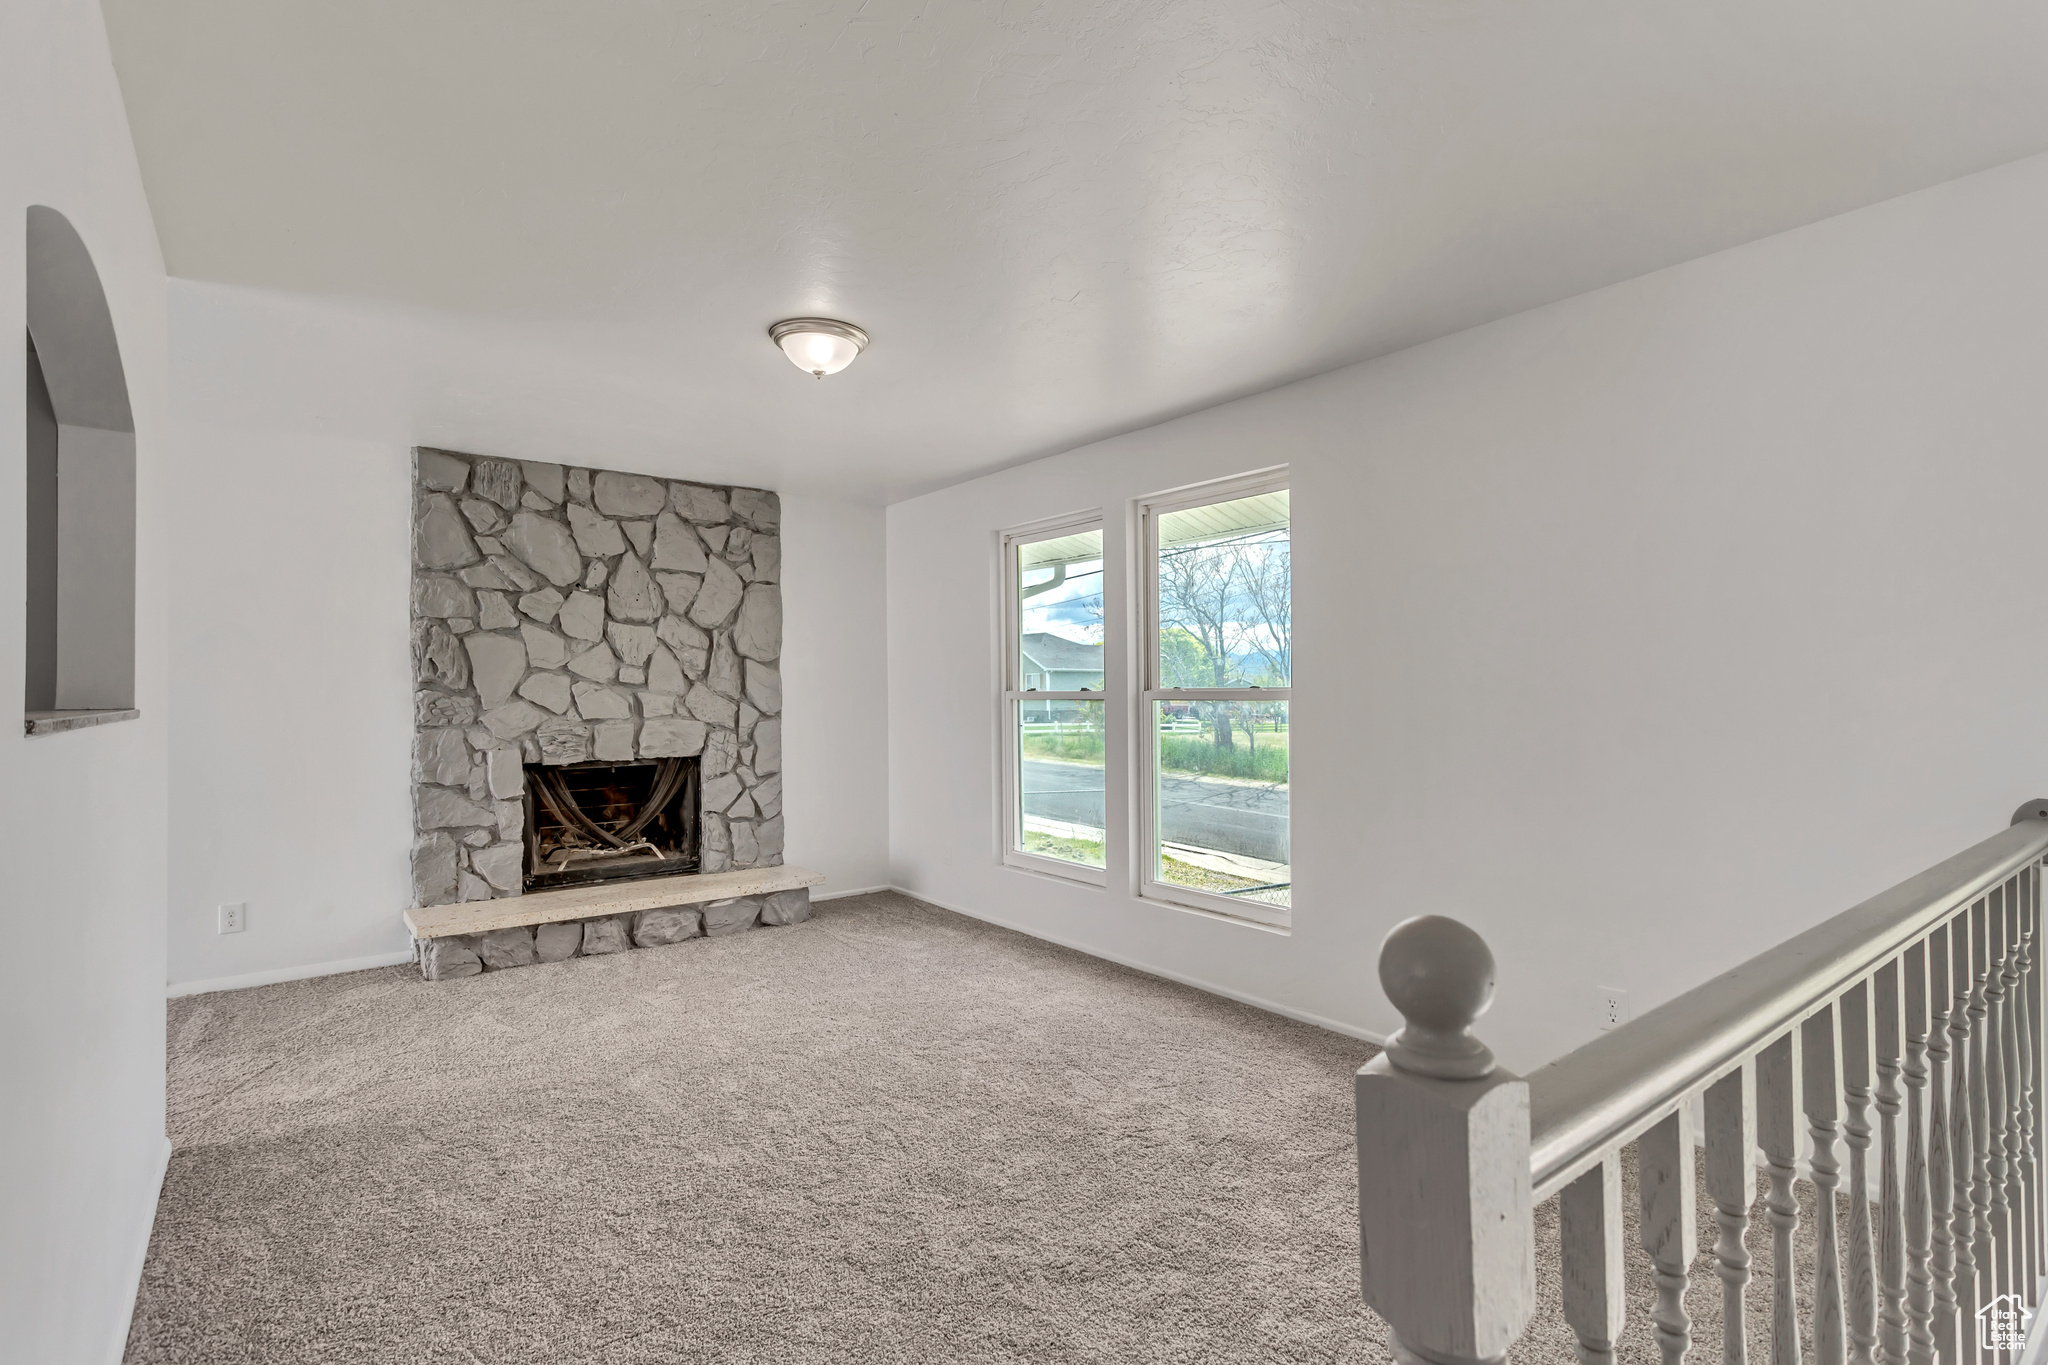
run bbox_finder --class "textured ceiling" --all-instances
[104,0,2048,500]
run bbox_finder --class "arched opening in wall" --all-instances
[24,205,136,734]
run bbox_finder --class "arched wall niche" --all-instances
[27,206,133,434]
[24,204,137,721]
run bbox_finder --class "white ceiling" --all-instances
[104,0,2048,501]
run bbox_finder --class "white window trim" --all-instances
[999,512,1109,887]
[1136,466,1291,928]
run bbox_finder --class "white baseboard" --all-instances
[877,883,1387,1047]
[108,1134,171,1364]
[161,886,1383,1054]
[167,950,415,999]
[165,890,909,996]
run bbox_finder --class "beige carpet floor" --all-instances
[128,890,1851,1364]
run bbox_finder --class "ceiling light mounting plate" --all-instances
[769,317,869,378]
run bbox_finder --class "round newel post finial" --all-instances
[1379,915,1499,1080]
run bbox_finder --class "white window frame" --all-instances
[1136,467,1291,928]
[999,511,1109,887]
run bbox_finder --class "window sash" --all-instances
[1138,464,1288,695]
[1143,688,1290,702]
[1002,696,1107,885]
[1002,512,1104,696]
[1136,700,1290,928]
[1137,468,1291,926]
[1000,513,1107,887]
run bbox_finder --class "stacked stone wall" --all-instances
[418,889,812,979]
[409,448,783,908]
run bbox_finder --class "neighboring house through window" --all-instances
[1018,632,1103,698]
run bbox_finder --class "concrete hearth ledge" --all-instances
[404,865,824,939]
[25,707,141,736]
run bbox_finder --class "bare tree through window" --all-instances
[1156,522,1289,749]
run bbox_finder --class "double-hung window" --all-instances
[1139,471,1291,926]
[1001,516,1107,884]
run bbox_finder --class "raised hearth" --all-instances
[405,865,824,980]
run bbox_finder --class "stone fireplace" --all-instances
[409,447,784,914]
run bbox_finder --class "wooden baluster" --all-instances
[2023,863,2039,1301]
[2000,879,2026,1305]
[1356,916,1533,1365]
[1985,886,2011,1306]
[2024,866,2043,1301]
[1970,897,1995,1324]
[1706,1067,1755,1365]
[1950,909,1980,1365]
[1642,1109,1698,1365]
[1844,981,1879,1365]
[2022,870,2037,1296]
[1928,926,1958,1365]
[2023,859,2039,1301]
[1562,1157,1626,1365]
[1808,1004,1849,1365]
[1901,942,1934,1365]
[1760,1032,1804,1365]
[1874,961,1907,1365]
[2019,865,2038,1298]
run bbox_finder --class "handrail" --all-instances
[1525,814,2048,1199]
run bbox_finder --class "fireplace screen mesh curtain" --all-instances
[1140,473,1290,926]
[1001,518,1107,882]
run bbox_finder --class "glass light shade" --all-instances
[769,318,868,378]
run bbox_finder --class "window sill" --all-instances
[1002,850,1108,889]
[25,708,140,737]
[1139,882,1292,933]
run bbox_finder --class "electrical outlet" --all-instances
[218,902,246,935]
[1597,986,1629,1031]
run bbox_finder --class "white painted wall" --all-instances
[164,420,413,987]
[779,495,891,896]
[1,1,171,1360]
[164,282,891,991]
[55,424,137,708]
[888,150,2048,1076]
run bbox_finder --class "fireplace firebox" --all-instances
[523,758,699,891]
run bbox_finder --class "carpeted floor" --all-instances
[128,891,1850,1364]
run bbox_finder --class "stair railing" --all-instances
[1357,805,2048,1365]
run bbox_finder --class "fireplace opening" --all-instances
[523,757,699,891]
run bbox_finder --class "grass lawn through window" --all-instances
[1019,827,1278,898]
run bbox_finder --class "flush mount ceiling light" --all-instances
[769,317,869,378]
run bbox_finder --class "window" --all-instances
[1140,471,1290,926]
[1001,516,1106,884]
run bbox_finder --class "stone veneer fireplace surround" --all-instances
[409,447,786,949]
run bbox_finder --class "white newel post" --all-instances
[1357,916,1535,1365]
